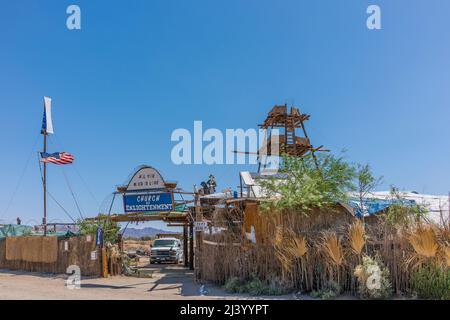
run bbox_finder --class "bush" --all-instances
[411,262,450,300]
[258,154,356,213]
[354,256,392,299]
[223,275,286,296]
[311,281,341,299]
[223,277,246,294]
[77,216,120,244]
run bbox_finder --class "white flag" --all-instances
[42,96,54,134]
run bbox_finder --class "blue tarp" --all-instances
[348,198,416,218]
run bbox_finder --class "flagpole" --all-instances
[41,96,53,237]
[43,128,47,236]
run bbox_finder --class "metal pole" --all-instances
[43,133,47,236]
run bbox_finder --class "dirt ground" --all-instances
[0,258,296,300]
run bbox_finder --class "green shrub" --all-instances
[223,275,286,296]
[246,278,268,296]
[223,277,246,294]
[247,277,285,296]
[258,154,357,213]
[77,216,120,244]
[411,263,450,300]
[311,281,341,299]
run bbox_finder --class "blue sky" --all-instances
[0,0,449,229]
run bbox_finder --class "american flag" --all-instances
[40,152,74,165]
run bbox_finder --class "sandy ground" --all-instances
[0,260,296,300]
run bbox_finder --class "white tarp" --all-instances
[367,191,449,225]
[239,170,449,225]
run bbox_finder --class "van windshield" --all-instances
[153,240,177,247]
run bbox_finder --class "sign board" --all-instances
[123,192,173,213]
[90,251,98,261]
[126,166,166,191]
[194,221,208,232]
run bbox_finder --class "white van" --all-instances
[150,237,183,264]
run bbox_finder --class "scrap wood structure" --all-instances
[196,187,449,296]
[195,197,357,284]
[0,234,101,276]
[194,104,450,298]
[256,104,328,172]
[238,104,329,197]
[89,165,196,276]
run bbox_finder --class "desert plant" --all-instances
[354,255,392,299]
[411,262,450,300]
[223,277,246,294]
[354,164,383,218]
[77,216,120,244]
[384,187,427,227]
[311,280,341,299]
[259,153,356,213]
[223,275,286,296]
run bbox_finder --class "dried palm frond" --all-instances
[348,220,365,255]
[284,236,308,258]
[320,232,344,266]
[408,226,439,258]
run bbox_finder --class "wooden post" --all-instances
[299,116,320,169]
[101,247,108,278]
[194,193,203,278]
[189,219,194,270]
[183,223,188,267]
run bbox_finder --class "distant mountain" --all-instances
[121,227,178,239]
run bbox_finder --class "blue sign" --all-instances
[123,192,173,213]
[96,227,103,246]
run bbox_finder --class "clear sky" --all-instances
[0,0,449,229]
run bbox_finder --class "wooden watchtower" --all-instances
[257,104,327,171]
